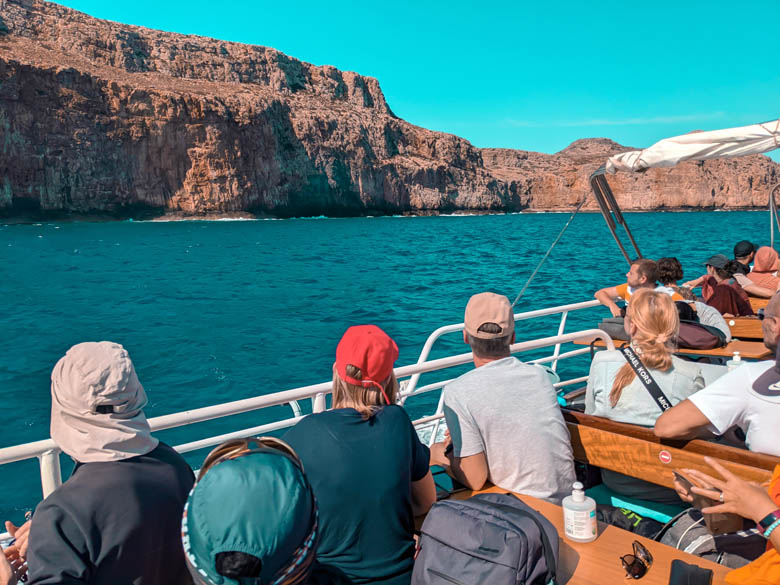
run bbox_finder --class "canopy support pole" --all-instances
[590,167,642,266]
[770,184,780,249]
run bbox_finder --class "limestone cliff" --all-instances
[0,0,777,218]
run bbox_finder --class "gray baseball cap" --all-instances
[703,254,729,269]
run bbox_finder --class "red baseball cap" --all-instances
[335,325,399,405]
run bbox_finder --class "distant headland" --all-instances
[0,0,777,220]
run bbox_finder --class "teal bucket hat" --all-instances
[182,444,318,585]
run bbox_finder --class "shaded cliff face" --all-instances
[0,0,777,218]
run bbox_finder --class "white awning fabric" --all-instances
[606,118,780,174]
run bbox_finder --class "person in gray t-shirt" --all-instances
[430,292,576,503]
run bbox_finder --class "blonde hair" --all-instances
[610,289,679,407]
[332,364,399,419]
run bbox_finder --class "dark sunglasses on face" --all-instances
[621,540,653,579]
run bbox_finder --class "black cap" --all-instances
[734,240,757,258]
[703,254,729,269]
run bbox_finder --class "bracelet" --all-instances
[763,518,780,539]
[758,509,780,531]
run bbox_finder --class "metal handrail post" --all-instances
[38,449,62,499]
[550,310,569,372]
[427,387,448,447]
[312,393,327,413]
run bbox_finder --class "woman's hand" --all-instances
[0,547,27,585]
[429,435,452,468]
[673,476,694,503]
[4,520,30,559]
[685,457,776,523]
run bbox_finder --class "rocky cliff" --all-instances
[0,0,777,218]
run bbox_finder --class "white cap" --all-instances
[572,481,585,502]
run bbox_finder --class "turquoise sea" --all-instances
[0,211,771,520]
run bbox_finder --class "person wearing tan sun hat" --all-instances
[283,325,435,585]
[5,342,194,585]
[430,292,575,504]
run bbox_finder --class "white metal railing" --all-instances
[404,299,601,395]
[0,300,608,505]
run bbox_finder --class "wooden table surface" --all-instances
[423,486,731,585]
[574,335,772,360]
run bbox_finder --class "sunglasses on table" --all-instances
[621,540,654,579]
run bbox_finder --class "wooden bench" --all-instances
[420,484,731,584]
[750,296,770,311]
[574,335,772,360]
[727,317,763,340]
[562,408,779,489]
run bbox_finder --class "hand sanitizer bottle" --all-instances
[563,482,597,542]
[727,351,743,371]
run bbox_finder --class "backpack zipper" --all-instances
[427,568,469,585]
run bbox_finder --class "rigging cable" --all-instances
[510,195,588,308]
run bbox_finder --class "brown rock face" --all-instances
[0,0,777,218]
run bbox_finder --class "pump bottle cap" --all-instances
[572,481,585,502]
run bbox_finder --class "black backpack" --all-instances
[412,493,559,585]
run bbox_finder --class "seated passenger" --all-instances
[655,294,780,457]
[733,240,757,275]
[677,456,780,585]
[4,342,195,585]
[595,258,682,317]
[684,254,774,300]
[746,246,780,291]
[182,437,318,585]
[657,256,690,298]
[586,290,714,503]
[430,292,575,503]
[675,290,732,342]
[283,325,435,585]
[691,300,732,343]
[586,290,709,425]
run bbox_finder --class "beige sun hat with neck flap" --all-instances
[50,341,159,463]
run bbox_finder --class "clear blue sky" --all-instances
[58,0,779,161]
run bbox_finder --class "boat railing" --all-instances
[0,300,609,507]
[402,299,602,445]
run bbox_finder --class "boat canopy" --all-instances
[606,118,780,174]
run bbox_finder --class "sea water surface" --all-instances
[0,211,770,519]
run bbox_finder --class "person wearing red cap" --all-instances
[283,325,435,585]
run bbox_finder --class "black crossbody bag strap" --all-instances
[619,345,673,412]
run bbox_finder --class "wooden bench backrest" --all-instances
[562,409,779,489]
[750,297,770,311]
[728,317,763,340]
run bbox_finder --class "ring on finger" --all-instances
[719,492,725,503]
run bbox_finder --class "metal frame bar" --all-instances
[404,299,601,396]
[590,167,642,265]
[770,184,780,248]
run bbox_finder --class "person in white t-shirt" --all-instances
[429,292,575,503]
[654,294,780,456]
